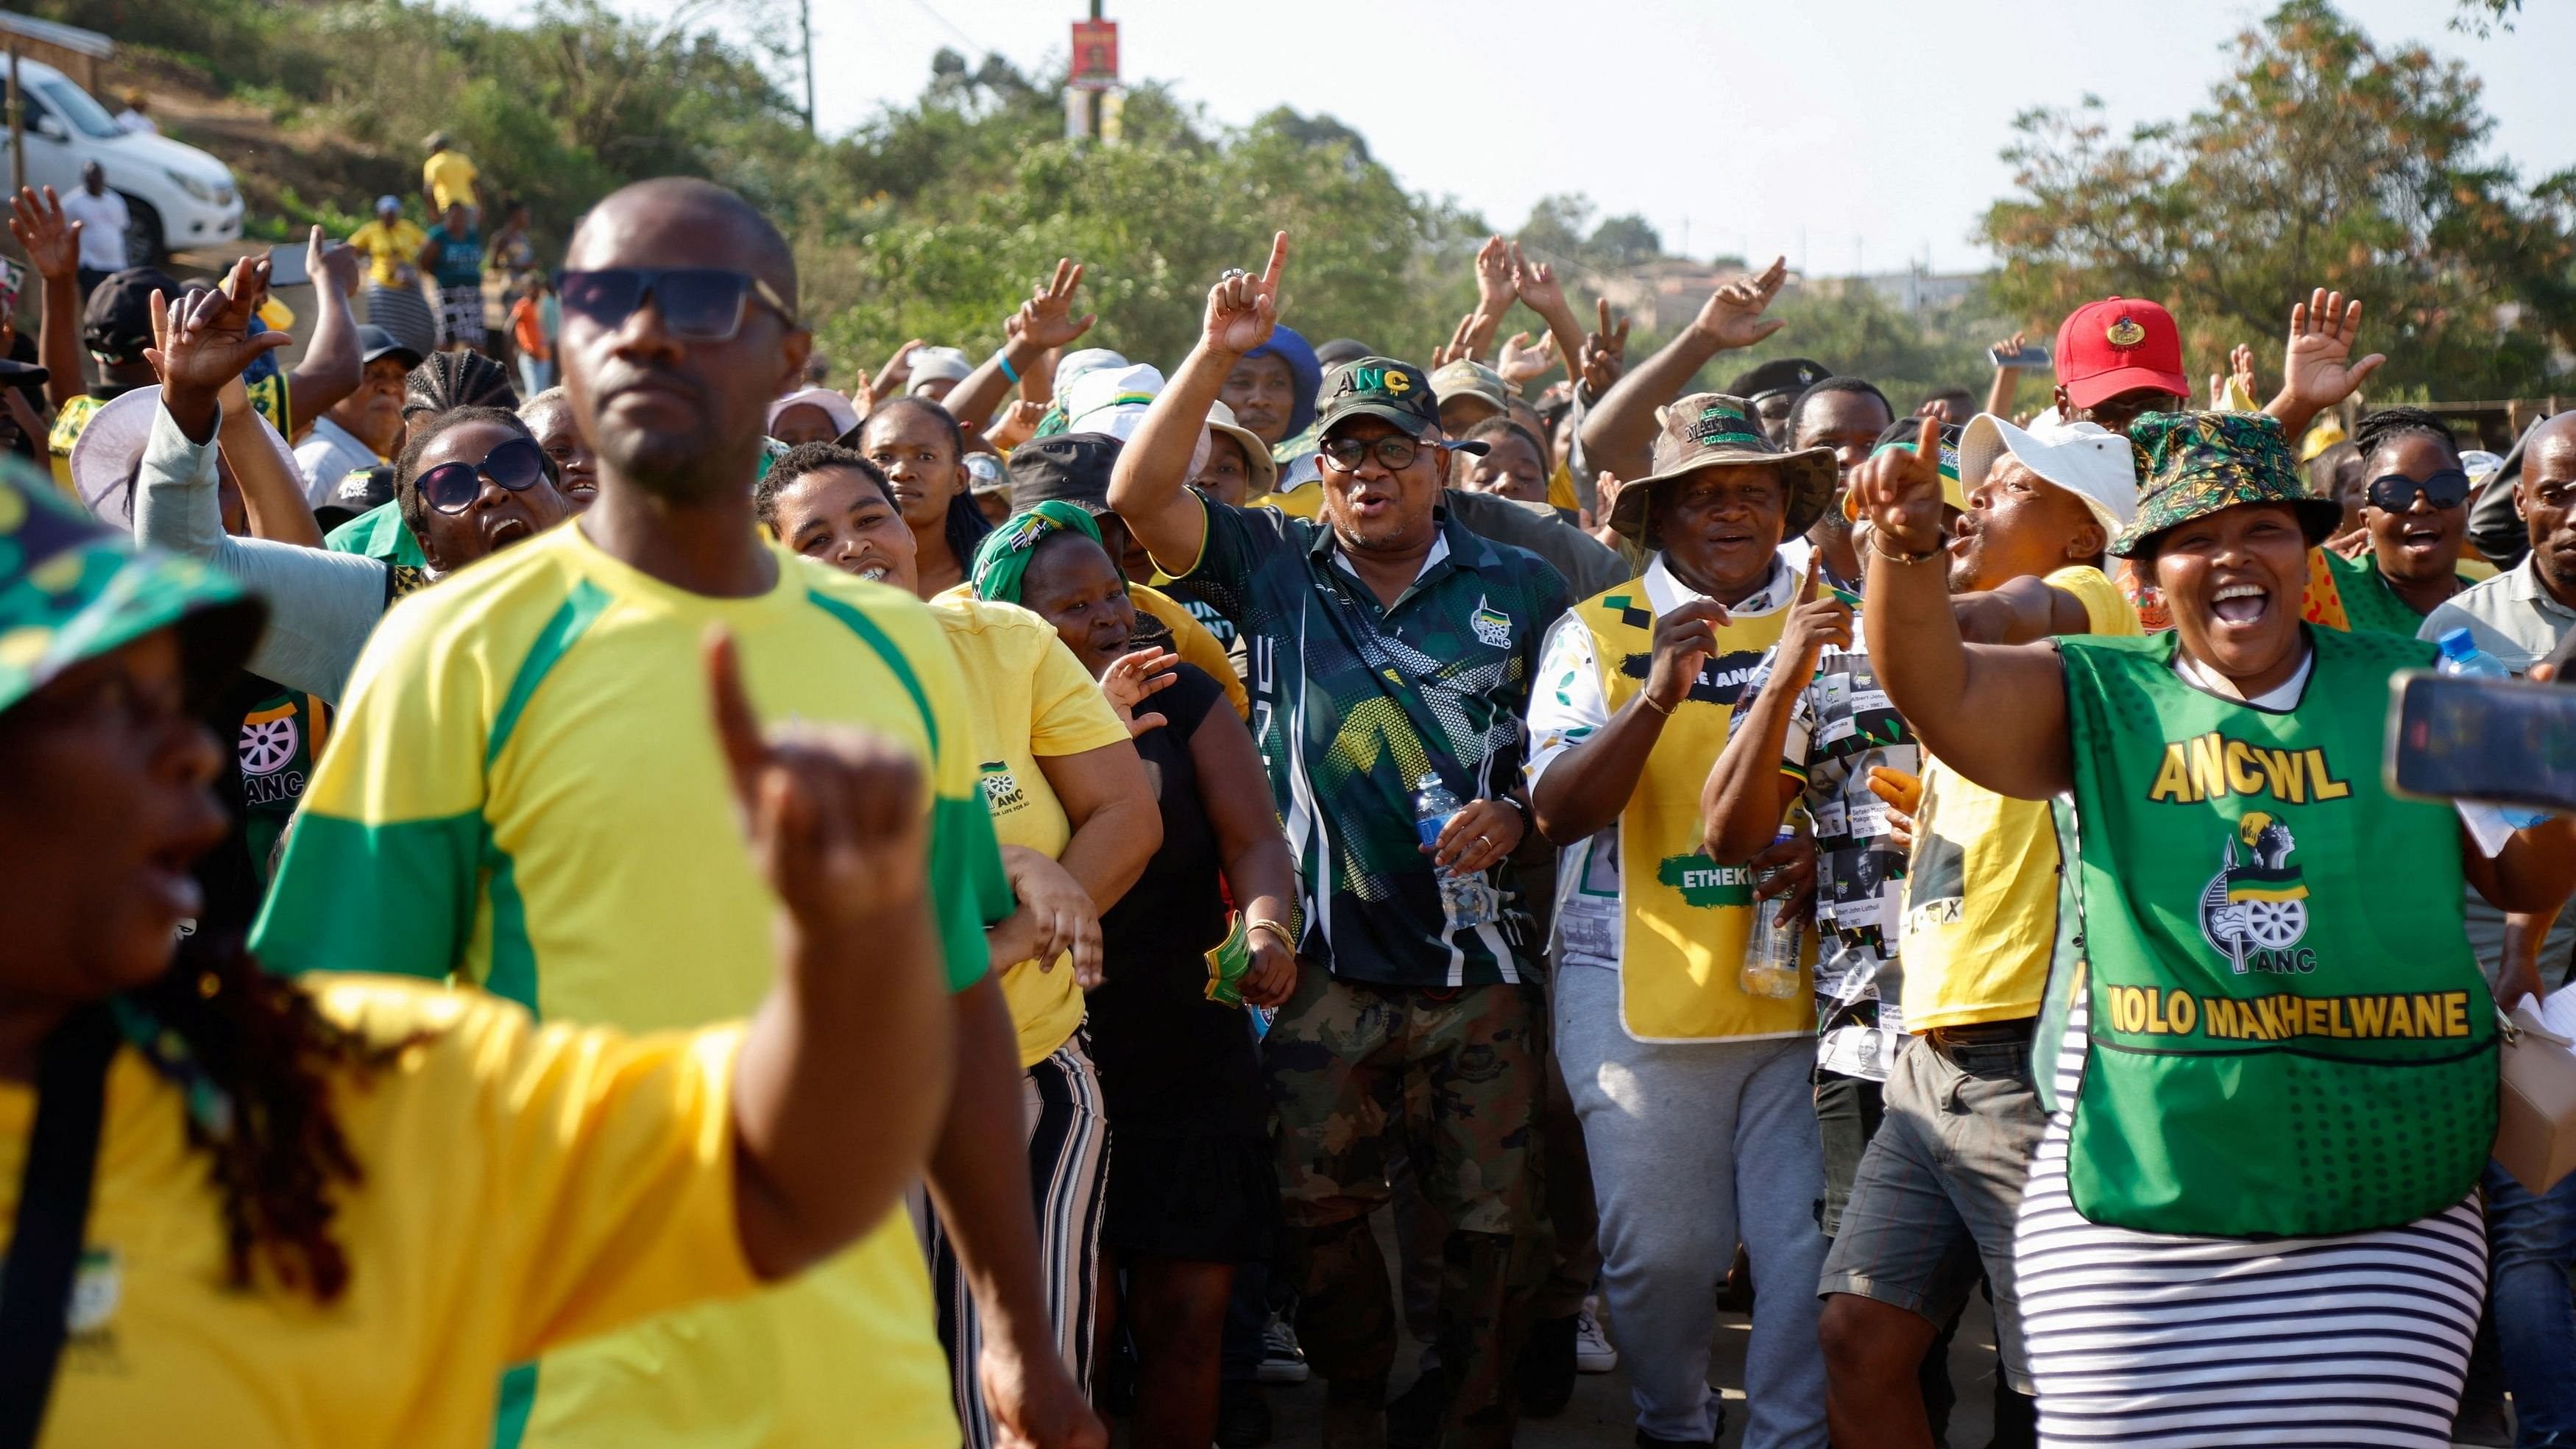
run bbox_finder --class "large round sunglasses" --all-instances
[2365,469,2469,513]
[417,436,551,514]
[555,267,795,342]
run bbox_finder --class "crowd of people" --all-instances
[0,145,2572,1449]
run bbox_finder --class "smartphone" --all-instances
[2387,670,2576,814]
[266,244,311,288]
[1989,341,2052,369]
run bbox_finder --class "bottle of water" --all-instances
[1740,829,1805,999]
[2435,628,2551,829]
[1412,774,1499,930]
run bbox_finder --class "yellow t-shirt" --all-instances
[254,522,1010,1449]
[424,149,481,212]
[932,595,1132,1067]
[1130,581,1250,720]
[1250,479,1323,519]
[347,219,428,288]
[10,974,756,1449]
[1900,565,2140,1030]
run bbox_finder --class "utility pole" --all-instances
[1086,0,1103,141]
[800,0,815,134]
[7,41,21,199]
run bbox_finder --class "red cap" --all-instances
[2053,297,2187,411]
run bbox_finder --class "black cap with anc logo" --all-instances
[1313,357,1490,454]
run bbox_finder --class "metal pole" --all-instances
[8,43,24,202]
[800,0,815,135]
[1086,0,1102,140]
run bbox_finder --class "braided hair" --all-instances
[123,930,415,1303]
[2352,406,2461,472]
[403,350,520,422]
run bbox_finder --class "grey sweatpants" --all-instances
[1555,965,1829,1448]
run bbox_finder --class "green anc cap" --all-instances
[0,457,262,720]
[2112,410,2340,559]
[1314,356,1489,453]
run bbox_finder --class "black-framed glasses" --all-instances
[2366,470,2469,513]
[555,267,794,341]
[417,436,550,514]
[1320,434,1429,473]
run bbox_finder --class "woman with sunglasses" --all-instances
[753,442,1158,1449]
[1854,411,2576,1446]
[391,406,570,577]
[0,464,960,1448]
[2317,405,2484,637]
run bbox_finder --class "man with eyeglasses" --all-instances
[257,177,1106,1449]
[1109,235,1571,1449]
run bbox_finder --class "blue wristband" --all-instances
[996,352,1019,384]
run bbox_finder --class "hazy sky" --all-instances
[466,0,2572,276]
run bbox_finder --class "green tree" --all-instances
[1980,0,2576,400]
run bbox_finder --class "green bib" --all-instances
[2053,628,2494,1237]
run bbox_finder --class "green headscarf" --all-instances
[969,499,1103,604]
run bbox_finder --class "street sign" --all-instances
[1069,19,1118,91]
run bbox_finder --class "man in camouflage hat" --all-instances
[1111,235,1571,1449]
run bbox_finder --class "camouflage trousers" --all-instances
[1265,970,1542,1449]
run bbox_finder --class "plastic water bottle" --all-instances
[1740,829,1805,999]
[2435,628,2551,829]
[1412,774,1500,930]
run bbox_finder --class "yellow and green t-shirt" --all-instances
[253,522,1008,1449]
[347,218,428,288]
[1900,565,2140,1030]
[930,595,1131,1067]
[8,974,756,1449]
[48,390,107,496]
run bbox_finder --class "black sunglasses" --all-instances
[555,267,795,341]
[1321,434,1436,472]
[417,436,551,514]
[2366,470,2469,514]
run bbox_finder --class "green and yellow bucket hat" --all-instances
[2110,411,2340,558]
[0,459,262,718]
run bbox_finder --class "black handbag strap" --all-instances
[0,1004,120,1449]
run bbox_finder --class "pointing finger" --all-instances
[1259,230,1290,293]
[704,628,768,815]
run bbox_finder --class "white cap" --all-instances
[1063,363,1167,443]
[905,346,974,392]
[1958,412,2138,537]
[1055,347,1129,391]
[765,386,860,440]
[2462,449,2505,491]
[72,385,300,527]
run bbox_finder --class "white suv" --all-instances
[0,59,241,263]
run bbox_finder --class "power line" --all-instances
[897,0,989,57]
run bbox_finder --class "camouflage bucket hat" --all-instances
[0,459,263,720]
[2109,410,2341,559]
[1610,392,1840,545]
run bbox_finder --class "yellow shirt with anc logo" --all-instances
[47,391,107,497]
[930,594,1132,1068]
[1900,565,2140,1030]
[253,522,1009,1449]
[7,974,756,1449]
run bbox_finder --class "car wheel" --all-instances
[121,196,165,267]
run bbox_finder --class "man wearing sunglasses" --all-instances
[256,178,1105,1449]
[2315,405,2483,637]
[1110,236,1572,1449]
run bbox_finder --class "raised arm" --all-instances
[1702,570,1850,863]
[707,631,955,1280]
[287,229,364,433]
[1578,256,1788,483]
[1108,232,1289,575]
[1532,600,1728,845]
[1984,332,2025,419]
[945,259,1094,431]
[1511,242,1591,385]
[1854,416,2074,801]
[1949,573,2095,645]
[10,187,87,411]
[2262,289,2382,444]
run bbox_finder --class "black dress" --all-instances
[1086,662,1281,1264]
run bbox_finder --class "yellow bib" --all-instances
[1575,578,1811,1041]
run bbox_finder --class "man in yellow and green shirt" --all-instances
[256,178,1103,1449]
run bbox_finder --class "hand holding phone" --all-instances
[2388,670,2576,815]
[1989,341,2051,370]
[265,243,311,288]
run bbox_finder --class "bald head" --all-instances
[2530,408,2576,457]
[567,177,799,314]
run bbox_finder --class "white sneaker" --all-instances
[1257,1313,1311,1385]
[1574,1299,1618,1374]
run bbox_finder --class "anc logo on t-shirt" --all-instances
[978,761,1027,815]
[2198,812,2312,974]
[1470,595,1512,648]
[238,703,302,776]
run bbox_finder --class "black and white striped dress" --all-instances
[2013,988,2485,1447]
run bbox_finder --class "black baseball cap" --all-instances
[312,464,394,532]
[1008,433,1122,515]
[82,267,183,364]
[1314,358,1489,453]
[357,324,424,370]
[1727,357,1832,405]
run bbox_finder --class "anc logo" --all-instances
[2198,812,2312,974]
[978,761,1028,816]
[237,703,301,776]
[1337,364,1418,399]
[2105,316,2148,348]
[1470,595,1512,648]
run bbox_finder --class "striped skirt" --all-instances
[2014,993,2485,1448]
[919,1030,1109,1449]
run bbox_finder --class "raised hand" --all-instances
[1510,241,1568,317]
[1205,231,1287,358]
[2229,342,2258,405]
[847,367,879,418]
[1430,311,1481,368]
[1989,332,2028,372]
[9,186,80,280]
[1473,234,1514,314]
[1497,330,1557,388]
[145,254,294,433]
[1645,598,1730,714]
[875,339,924,397]
[1850,414,1950,559]
[1099,647,1181,737]
[706,629,930,936]
[2277,288,2384,417]
[1578,297,1630,397]
[988,397,1045,451]
[1691,255,1788,350]
[1777,564,1855,678]
[308,224,361,299]
[1014,258,1097,352]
